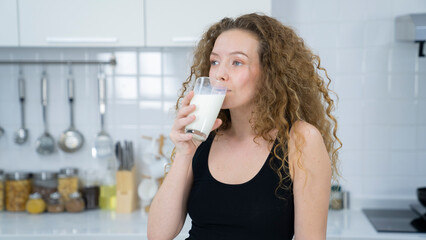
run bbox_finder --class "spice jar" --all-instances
[26,192,46,214]
[58,168,79,202]
[47,192,64,213]
[5,171,31,212]
[32,171,58,202]
[81,170,100,210]
[65,191,85,213]
[330,185,343,210]
[0,169,4,211]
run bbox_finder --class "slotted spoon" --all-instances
[36,71,55,155]
[92,68,113,159]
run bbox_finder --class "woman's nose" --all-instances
[215,64,229,82]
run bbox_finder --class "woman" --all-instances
[148,13,341,240]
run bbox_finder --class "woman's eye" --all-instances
[233,61,242,66]
[210,60,218,66]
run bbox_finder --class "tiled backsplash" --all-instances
[0,47,192,175]
[272,0,426,206]
[0,0,426,208]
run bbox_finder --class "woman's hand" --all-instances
[170,91,222,157]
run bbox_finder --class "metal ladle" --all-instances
[58,67,84,152]
[36,71,55,155]
[14,69,29,144]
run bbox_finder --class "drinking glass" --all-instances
[185,77,226,141]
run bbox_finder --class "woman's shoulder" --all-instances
[289,120,323,144]
[288,120,328,164]
[288,120,331,180]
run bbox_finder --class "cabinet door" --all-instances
[145,0,271,47]
[0,0,19,46]
[19,0,144,47]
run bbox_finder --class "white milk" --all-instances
[185,94,225,141]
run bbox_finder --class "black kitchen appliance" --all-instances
[363,204,426,233]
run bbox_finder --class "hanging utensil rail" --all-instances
[0,56,116,66]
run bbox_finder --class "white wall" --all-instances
[272,0,426,207]
[0,0,425,208]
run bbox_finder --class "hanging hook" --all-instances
[67,61,73,76]
[18,65,23,77]
[97,64,105,79]
[42,65,47,76]
[99,63,103,73]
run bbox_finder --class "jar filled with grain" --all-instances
[65,191,85,213]
[58,168,79,202]
[0,169,4,211]
[47,192,64,213]
[32,171,58,202]
[5,171,31,212]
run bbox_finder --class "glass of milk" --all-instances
[185,77,226,141]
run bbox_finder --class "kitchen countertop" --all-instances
[0,209,425,240]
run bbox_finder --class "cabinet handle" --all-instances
[46,37,118,43]
[172,37,199,43]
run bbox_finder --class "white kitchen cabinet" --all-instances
[0,0,19,46]
[145,0,271,47]
[18,0,144,47]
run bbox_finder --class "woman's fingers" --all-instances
[176,115,195,129]
[177,91,195,118]
[178,133,193,141]
[177,104,195,118]
[181,91,194,107]
[169,131,192,143]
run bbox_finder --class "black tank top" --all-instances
[186,133,294,240]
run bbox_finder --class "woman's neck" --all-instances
[225,106,256,140]
[222,106,278,144]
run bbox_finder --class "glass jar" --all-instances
[99,172,116,210]
[65,191,85,212]
[58,168,79,202]
[0,169,4,211]
[81,170,100,210]
[47,192,64,213]
[5,171,31,211]
[32,171,58,202]
[26,192,46,214]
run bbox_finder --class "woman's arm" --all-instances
[148,91,198,240]
[289,121,332,240]
[148,91,223,240]
[147,152,194,240]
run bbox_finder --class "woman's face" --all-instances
[209,29,261,111]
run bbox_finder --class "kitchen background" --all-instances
[0,0,425,210]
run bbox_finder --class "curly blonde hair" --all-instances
[175,13,342,197]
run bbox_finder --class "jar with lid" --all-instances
[5,171,31,211]
[26,192,46,214]
[58,168,79,202]
[32,171,58,202]
[0,169,4,211]
[65,191,85,212]
[81,170,100,210]
[47,192,64,213]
